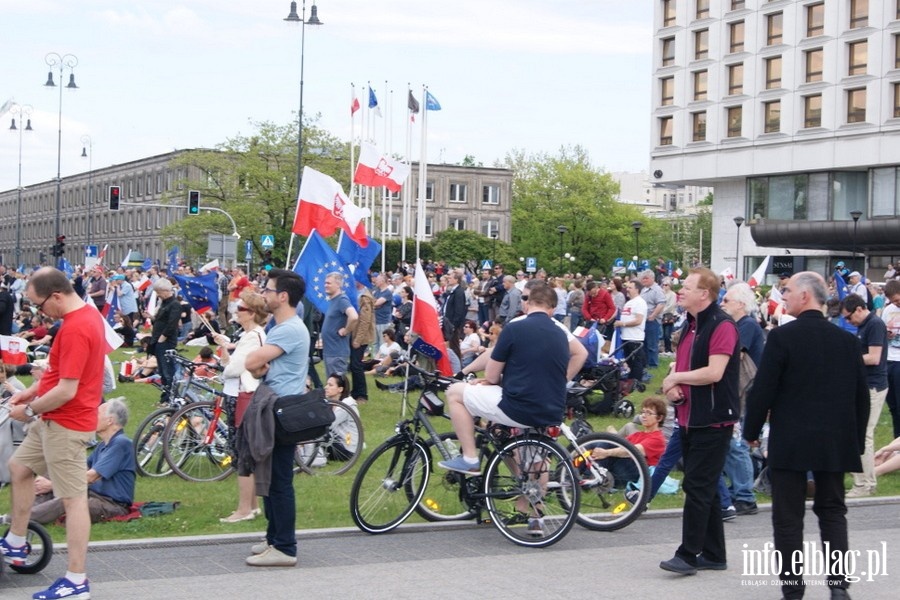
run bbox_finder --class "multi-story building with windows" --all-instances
[0,150,512,267]
[612,170,713,215]
[650,0,900,282]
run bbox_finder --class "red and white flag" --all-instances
[1,335,28,366]
[292,166,370,246]
[720,267,735,282]
[96,244,109,266]
[82,295,124,352]
[353,142,411,193]
[747,256,771,288]
[136,275,152,292]
[411,260,453,376]
[350,96,360,115]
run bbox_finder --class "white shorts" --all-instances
[462,384,528,428]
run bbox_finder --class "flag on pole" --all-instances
[199,258,220,272]
[408,90,420,123]
[292,231,358,315]
[83,294,124,352]
[120,249,132,269]
[336,231,382,287]
[353,142,411,193]
[0,335,28,366]
[425,91,441,111]
[96,244,109,266]
[106,287,120,328]
[172,273,219,314]
[719,267,735,282]
[167,246,179,273]
[351,95,360,115]
[142,257,152,270]
[292,166,370,246]
[135,274,151,292]
[834,272,849,300]
[411,260,453,376]
[747,256,771,288]
[59,257,74,278]
[368,87,382,118]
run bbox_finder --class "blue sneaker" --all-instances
[0,536,29,566]
[438,455,480,474]
[32,577,91,600]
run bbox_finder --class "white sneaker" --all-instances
[246,547,297,567]
[250,540,269,555]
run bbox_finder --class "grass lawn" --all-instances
[2,350,899,542]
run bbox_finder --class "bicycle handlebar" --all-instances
[164,350,225,372]
[394,356,457,389]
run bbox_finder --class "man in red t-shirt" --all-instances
[3,267,108,598]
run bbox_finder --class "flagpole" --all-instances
[381,81,390,273]
[350,82,356,188]
[416,86,428,261]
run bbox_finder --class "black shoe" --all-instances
[734,500,758,515]
[659,556,697,576]
[696,555,727,571]
[375,380,390,391]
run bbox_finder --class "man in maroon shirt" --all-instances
[581,281,616,328]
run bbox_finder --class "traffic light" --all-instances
[52,235,66,258]
[188,190,200,215]
[263,250,273,270]
[108,185,121,210]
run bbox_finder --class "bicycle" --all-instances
[293,400,364,476]
[349,359,581,548]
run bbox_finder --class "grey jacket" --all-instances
[240,382,279,496]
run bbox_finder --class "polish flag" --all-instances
[747,256,771,288]
[350,96,360,115]
[1,335,28,366]
[136,275,152,292]
[720,267,735,282]
[96,244,109,266]
[411,260,453,376]
[767,285,783,316]
[353,142,411,193]
[292,166,370,246]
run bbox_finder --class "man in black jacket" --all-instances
[745,272,869,600]
[441,270,467,351]
[148,278,182,404]
[660,267,740,576]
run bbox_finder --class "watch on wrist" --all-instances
[24,405,36,418]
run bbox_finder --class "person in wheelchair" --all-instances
[589,397,667,484]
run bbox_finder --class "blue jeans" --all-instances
[153,339,177,402]
[723,435,756,504]
[644,319,661,367]
[650,427,682,499]
[569,311,583,332]
[478,302,490,327]
[887,361,900,438]
[264,443,297,556]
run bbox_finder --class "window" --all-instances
[847,88,866,123]
[417,216,434,237]
[482,184,501,205]
[764,100,781,133]
[692,112,707,141]
[848,41,867,76]
[663,0,676,27]
[728,63,743,95]
[420,181,434,201]
[448,182,467,203]
[731,0,745,9]
[387,215,400,235]
[661,37,675,67]
[694,29,709,60]
[696,0,709,20]
[849,0,868,29]
[660,116,674,145]
[384,189,401,201]
[693,70,708,101]
[748,175,810,221]
[481,220,499,238]
[895,83,900,118]
[806,3,824,37]
[765,56,782,89]
[767,12,783,46]
[896,35,900,69]
[804,95,822,128]
[449,217,466,231]
[729,21,744,53]
[661,77,675,105]
[831,172,867,219]
[727,106,742,137]
[871,168,898,217]
[805,48,823,82]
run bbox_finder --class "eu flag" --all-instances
[292,231,358,315]
[172,272,219,314]
[336,231,382,287]
[167,246,179,273]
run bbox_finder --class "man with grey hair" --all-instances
[497,275,521,324]
[744,272,869,599]
[322,271,358,376]
[639,270,666,373]
[148,277,182,404]
[28,399,136,525]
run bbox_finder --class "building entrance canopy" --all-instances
[751,218,900,254]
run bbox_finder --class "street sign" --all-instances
[627,260,638,272]
[85,245,98,258]
[613,257,624,268]
[525,257,537,273]
[480,259,493,271]
[260,235,275,249]
[640,259,651,270]
[245,240,253,261]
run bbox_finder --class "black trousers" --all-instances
[675,425,732,565]
[770,469,850,598]
[349,344,368,400]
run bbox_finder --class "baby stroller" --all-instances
[0,397,53,577]
[568,325,642,420]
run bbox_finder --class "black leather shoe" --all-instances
[696,555,727,570]
[659,556,697,576]
[375,380,390,391]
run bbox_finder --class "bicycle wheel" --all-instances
[294,401,364,476]
[162,401,236,482]
[484,436,579,548]
[349,438,429,534]
[413,433,477,522]
[563,431,651,531]
[4,521,53,575]
[133,407,176,477]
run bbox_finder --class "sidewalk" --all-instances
[4,498,898,599]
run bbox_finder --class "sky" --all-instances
[0,0,653,193]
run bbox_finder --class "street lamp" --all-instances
[9,104,33,268]
[631,221,643,262]
[81,135,93,250]
[45,52,78,257]
[733,216,744,280]
[284,0,323,211]
[850,209,863,273]
[556,225,568,275]
[491,232,498,265]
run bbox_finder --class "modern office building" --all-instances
[612,170,714,216]
[0,149,512,268]
[649,0,900,281]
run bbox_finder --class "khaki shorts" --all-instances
[13,419,93,499]
[462,384,528,428]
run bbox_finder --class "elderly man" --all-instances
[148,278,182,404]
[322,272,358,376]
[475,268,493,325]
[660,267,740,576]
[30,399,136,525]
[847,271,868,303]
[745,272,869,599]
[639,270,667,372]
[496,275,521,324]
[371,274,393,350]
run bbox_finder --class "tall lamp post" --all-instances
[733,216,744,280]
[81,135,93,249]
[556,225,568,275]
[631,221,643,263]
[491,232,498,265]
[45,52,79,250]
[9,104,33,268]
[850,209,863,273]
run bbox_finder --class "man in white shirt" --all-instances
[848,271,868,303]
[615,280,647,383]
[881,280,900,440]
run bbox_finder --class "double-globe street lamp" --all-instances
[733,216,744,280]
[9,104,33,267]
[81,135,94,249]
[44,52,79,259]
[556,225,568,275]
[631,221,643,266]
[850,209,863,274]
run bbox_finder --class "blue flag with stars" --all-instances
[834,272,849,300]
[167,246,179,273]
[293,231,358,315]
[336,231,382,287]
[171,272,219,314]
